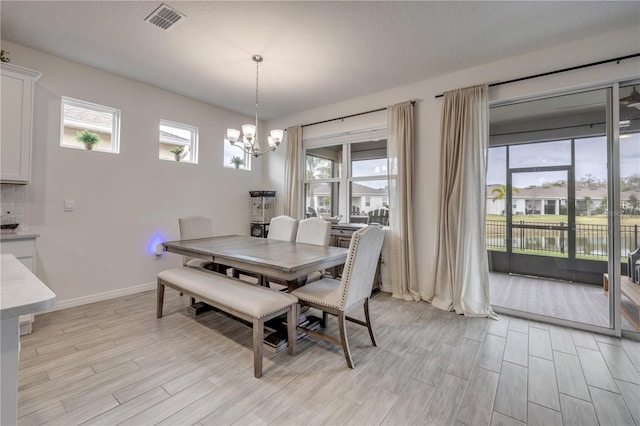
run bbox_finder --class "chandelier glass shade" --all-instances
[226,55,283,158]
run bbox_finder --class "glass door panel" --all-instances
[489,87,613,330]
[619,82,640,336]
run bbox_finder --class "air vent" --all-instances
[145,3,185,31]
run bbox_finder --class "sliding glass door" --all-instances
[488,87,615,331]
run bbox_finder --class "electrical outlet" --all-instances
[64,199,74,212]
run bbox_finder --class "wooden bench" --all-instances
[157,267,298,378]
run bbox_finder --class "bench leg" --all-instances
[157,280,165,318]
[287,305,297,356]
[253,318,264,378]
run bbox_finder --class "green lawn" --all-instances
[487,214,640,226]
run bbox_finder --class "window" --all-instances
[159,120,198,163]
[61,97,120,153]
[223,139,251,170]
[303,128,388,224]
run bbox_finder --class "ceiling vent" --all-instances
[145,3,185,31]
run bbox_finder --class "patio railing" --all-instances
[486,220,639,258]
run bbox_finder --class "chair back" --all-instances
[296,217,331,246]
[306,207,318,218]
[179,216,214,266]
[338,225,385,311]
[268,215,299,241]
[367,209,389,226]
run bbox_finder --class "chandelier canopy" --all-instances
[226,55,283,158]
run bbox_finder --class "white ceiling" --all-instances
[2,1,639,120]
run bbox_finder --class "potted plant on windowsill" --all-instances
[75,129,101,150]
[230,155,245,169]
[170,146,184,161]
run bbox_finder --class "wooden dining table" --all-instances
[162,235,349,292]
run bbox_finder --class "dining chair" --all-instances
[234,215,299,285]
[291,225,385,368]
[267,215,299,241]
[178,216,215,270]
[268,216,332,291]
[295,217,331,283]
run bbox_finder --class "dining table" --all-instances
[162,235,349,292]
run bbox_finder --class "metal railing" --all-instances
[486,220,639,258]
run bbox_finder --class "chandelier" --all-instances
[226,55,283,158]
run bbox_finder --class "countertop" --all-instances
[0,254,55,319]
[0,231,40,241]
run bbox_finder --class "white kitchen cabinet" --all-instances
[0,234,40,334]
[1,64,41,184]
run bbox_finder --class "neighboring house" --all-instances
[310,182,388,215]
[485,183,640,216]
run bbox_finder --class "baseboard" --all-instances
[41,281,156,313]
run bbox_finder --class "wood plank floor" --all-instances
[18,289,640,425]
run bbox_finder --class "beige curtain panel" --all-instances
[284,125,302,219]
[387,101,419,301]
[433,84,497,318]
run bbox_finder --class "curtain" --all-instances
[387,102,419,301]
[284,125,302,219]
[432,84,497,318]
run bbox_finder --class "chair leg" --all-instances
[363,298,377,347]
[338,312,354,368]
[156,281,165,318]
[321,311,329,328]
[253,318,264,378]
[287,305,297,356]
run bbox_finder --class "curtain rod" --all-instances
[434,53,640,99]
[299,100,416,128]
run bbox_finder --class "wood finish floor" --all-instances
[18,289,640,425]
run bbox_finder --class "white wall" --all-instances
[265,25,640,294]
[1,40,267,308]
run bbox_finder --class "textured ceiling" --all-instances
[2,1,639,120]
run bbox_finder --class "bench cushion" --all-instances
[157,267,298,319]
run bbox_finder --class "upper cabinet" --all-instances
[1,63,41,184]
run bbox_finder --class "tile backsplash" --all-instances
[1,184,27,225]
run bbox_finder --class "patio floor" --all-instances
[489,272,638,333]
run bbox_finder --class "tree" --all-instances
[628,193,639,215]
[491,184,519,202]
[579,173,599,189]
[594,194,608,215]
[305,156,332,180]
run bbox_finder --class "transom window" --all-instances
[223,139,251,170]
[159,120,198,164]
[61,97,120,153]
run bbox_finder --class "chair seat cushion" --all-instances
[291,278,342,309]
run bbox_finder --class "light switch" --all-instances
[64,199,74,212]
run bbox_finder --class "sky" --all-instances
[487,134,640,187]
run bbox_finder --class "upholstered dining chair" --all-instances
[291,225,385,368]
[295,217,331,283]
[269,216,331,291]
[178,216,216,270]
[235,215,299,285]
[267,215,299,241]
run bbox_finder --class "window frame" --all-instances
[60,96,121,153]
[302,127,388,222]
[159,119,199,164]
[223,138,252,170]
